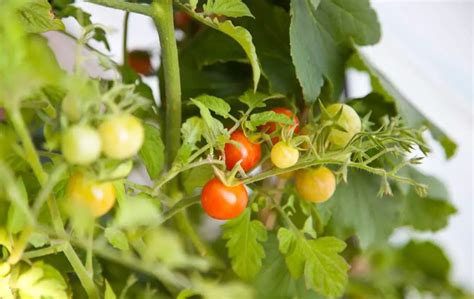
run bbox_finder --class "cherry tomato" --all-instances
[99,114,144,160]
[271,141,299,169]
[62,125,101,165]
[224,130,261,172]
[325,103,361,147]
[201,177,248,220]
[127,50,153,76]
[260,107,300,143]
[174,11,191,31]
[295,167,336,203]
[66,172,116,217]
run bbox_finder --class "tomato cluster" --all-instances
[61,113,144,217]
[201,104,361,220]
[61,114,144,165]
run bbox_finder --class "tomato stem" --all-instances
[122,11,130,66]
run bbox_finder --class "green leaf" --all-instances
[104,280,117,299]
[222,208,268,280]
[28,232,49,248]
[317,0,381,46]
[319,170,402,249]
[139,124,165,179]
[182,116,205,145]
[182,164,214,194]
[254,234,324,299]
[400,167,456,232]
[203,0,253,18]
[105,227,129,251]
[16,262,68,299]
[18,0,64,33]
[290,0,380,101]
[190,98,228,146]
[399,240,450,282]
[181,7,260,90]
[192,95,231,118]
[246,111,293,131]
[277,228,348,297]
[348,51,457,158]
[7,178,28,234]
[238,90,283,110]
[236,0,298,94]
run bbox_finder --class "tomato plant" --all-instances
[0,0,466,298]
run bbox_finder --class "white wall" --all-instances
[350,0,473,289]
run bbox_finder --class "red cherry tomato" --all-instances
[224,130,261,172]
[174,11,191,30]
[201,178,248,220]
[260,107,300,143]
[127,50,153,76]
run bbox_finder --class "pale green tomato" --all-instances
[99,115,144,159]
[62,125,101,165]
[271,141,299,169]
[325,103,361,147]
[61,95,82,122]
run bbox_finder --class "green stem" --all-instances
[86,0,152,16]
[152,0,181,167]
[8,108,48,184]
[123,11,130,65]
[22,243,67,260]
[152,0,211,256]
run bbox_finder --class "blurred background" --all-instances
[43,0,473,291]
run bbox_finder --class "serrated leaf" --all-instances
[236,0,298,94]
[18,0,64,33]
[319,170,402,249]
[246,111,293,131]
[290,0,380,101]
[181,8,260,90]
[105,227,129,251]
[182,117,205,145]
[139,124,165,179]
[192,95,231,118]
[203,0,253,18]
[191,98,227,146]
[399,167,456,231]
[238,90,283,109]
[254,234,324,299]
[348,51,457,158]
[16,262,68,299]
[222,209,268,280]
[277,228,349,297]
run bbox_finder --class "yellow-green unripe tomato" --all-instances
[325,103,361,147]
[295,166,336,203]
[62,125,102,165]
[271,141,299,169]
[62,95,82,122]
[99,115,144,159]
[0,262,10,277]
